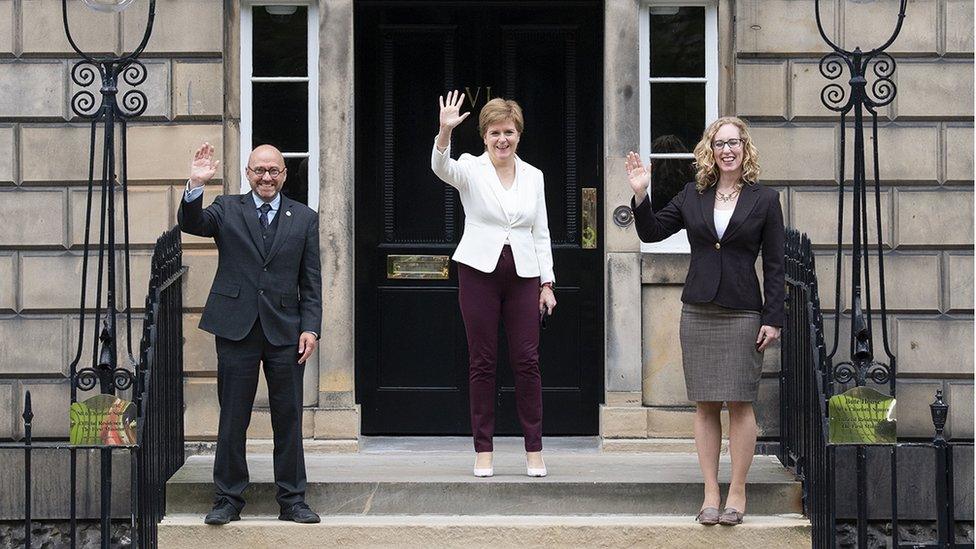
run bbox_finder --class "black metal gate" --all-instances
[779,228,972,548]
[5,227,186,548]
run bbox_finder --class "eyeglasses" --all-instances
[712,138,744,151]
[247,166,286,178]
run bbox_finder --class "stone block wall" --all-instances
[0,0,227,441]
[2,0,971,450]
[612,0,974,443]
[0,0,360,449]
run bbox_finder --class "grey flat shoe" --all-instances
[719,507,744,525]
[695,507,720,525]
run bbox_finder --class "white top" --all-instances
[430,141,555,285]
[714,208,734,239]
[496,175,520,244]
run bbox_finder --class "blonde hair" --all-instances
[692,116,761,192]
[478,98,524,138]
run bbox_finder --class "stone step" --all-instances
[166,439,802,517]
[158,514,812,548]
[185,439,360,456]
[601,438,730,453]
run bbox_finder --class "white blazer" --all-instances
[431,141,555,285]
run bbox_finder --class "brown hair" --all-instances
[692,116,761,192]
[478,98,524,138]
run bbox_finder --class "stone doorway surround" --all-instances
[310,0,361,444]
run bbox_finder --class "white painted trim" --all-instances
[251,76,311,83]
[704,3,719,125]
[240,5,253,195]
[638,9,650,170]
[639,0,718,255]
[239,2,320,211]
[645,0,710,5]
[647,77,708,83]
[306,2,319,210]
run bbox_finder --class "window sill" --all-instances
[640,229,691,254]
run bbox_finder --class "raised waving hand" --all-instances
[625,151,651,204]
[189,142,220,189]
[435,90,470,152]
[439,90,470,129]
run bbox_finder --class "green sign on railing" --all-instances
[828,386,896,444]
[69,394,137,446]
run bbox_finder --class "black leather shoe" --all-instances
[204,500,241,525]
[278,502,321,524]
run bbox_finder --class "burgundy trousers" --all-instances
[457,246,543,452]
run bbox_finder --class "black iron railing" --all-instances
[7,227,185,548]
[780,228,835,548]
[799,2,974,546]
[780,228,972,549]
[134,226,188,547]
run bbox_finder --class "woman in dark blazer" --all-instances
[626,117,784,526]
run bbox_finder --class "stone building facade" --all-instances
[0,0,971,458]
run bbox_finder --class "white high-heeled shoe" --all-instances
[473,465,494,477]
[526,458,547,477]
[473,454,493,477]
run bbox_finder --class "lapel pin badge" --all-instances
[285,211,292,217]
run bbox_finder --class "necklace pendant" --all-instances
[716,189,739,203]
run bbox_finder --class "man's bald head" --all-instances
[246,144,287,202]
[249,144,286,167]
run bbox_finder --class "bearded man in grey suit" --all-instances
[179,142,322,525]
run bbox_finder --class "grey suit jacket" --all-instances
[178,191,322,346]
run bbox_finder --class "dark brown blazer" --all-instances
[632,181,785,327]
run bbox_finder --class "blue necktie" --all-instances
[259,203,272,229]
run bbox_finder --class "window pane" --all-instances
[650,156,695,212]
[252,6,308,77]
[650,83,705,155]
[280,156,309,205]
[252,82,309,152]
[649,6,705,78]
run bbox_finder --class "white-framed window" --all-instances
[639,1,718,253]
[240,2,319,209]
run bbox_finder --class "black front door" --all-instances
[355,1,604,435]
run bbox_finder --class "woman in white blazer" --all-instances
[432,91,556,478]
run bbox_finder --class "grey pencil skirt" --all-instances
[679,302,764,402]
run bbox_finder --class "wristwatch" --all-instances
[540,282,553,291]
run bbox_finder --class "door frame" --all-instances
[351,0,607,437]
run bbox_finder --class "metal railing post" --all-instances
[931,390,953,548]
[22,391,33,548]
